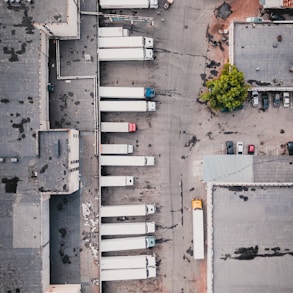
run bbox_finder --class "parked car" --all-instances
[261,92,269,110]
[248,144,255,155]
[252,91,259,107]
[226,141,234,155]
[273,93,281,108]
[283,92,290,107]
[164,0,174,9]
[287,142,293,155]
[246,17,263,23]
[270,13,285,21]
[236,142,244,155]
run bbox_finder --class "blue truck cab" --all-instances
[145,87,155,99]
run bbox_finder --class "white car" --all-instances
[283,92,290,107]
[246,17,263,23]
[236,142,244,155]
[252,91,259,107]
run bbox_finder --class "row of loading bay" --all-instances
[97,25,158,283]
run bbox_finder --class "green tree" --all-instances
[201,63,249,111]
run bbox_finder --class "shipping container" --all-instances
[99,86,155,99]
[100,255,156,270]
[100,236,156,252]
[101,122,136,132]
[100,144,134,154]
[100,155,155,166]
[100,267,156,281]
[98,36,153,48]
[100,204,156,217]
[100,222,155,235]
[192,199,204,259]
[98,48,153,61]
[100,176,134,187]
[99,101,156,112]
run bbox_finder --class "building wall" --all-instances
[42,196,50,291]
[39,30,50,131]
[68,129,80,193]
[45,284,81,293]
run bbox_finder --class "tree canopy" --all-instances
[201,63,249,112]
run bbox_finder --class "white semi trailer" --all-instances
[100,176,134,187]
[100,144,134,154]
[99,101,156,112]
[100,236,156,252]
[100,255,156,270]
[101,122,136,132]
[100,204,156,217]
[100,267,156,281]
[99,0,158,9]
[98,27,129,37]
[100,155,155,166]
[192,199,204,259]
[100,222,156,235]
[99,86,155,99]
[98,48,153,61]
[98,36,154,49]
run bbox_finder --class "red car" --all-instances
[248,144,255,155]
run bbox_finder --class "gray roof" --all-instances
[0,2,45,292]
[203,155,254,182]
[232,22,293,89]
[38,130,71,193]
[33,0,67,24]
[212,185,293,293]
[254,155,293,182]
[203,155,293,183]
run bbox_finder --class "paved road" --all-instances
[99,0,293,292]
[100,0,218,292]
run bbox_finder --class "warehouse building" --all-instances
[0,0,82,292]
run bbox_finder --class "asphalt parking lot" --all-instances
[98,0,293,292]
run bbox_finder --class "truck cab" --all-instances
[145,87,155,99]
[164,0,174,9]
[145,236,156,248]
[145,49,154,60]
[144,37,154,48]
[128,123,137,132]
[150,0,158,8]
[192,199,203,210]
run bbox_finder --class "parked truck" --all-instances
[98,36,154,49]
[99,86,155,99]
[192,199,204,260]
[100,176,134,187]
[100,236,156,252]
[98,48,153,61]
[100,204,156,217]
[99,0,158,9]
[99,101,156,112]
[100,155,155,166]
[100,267,156,281]
[100,144,134,154]
[98,27,129,37]
[101,255,156,270]
[164,0,174,9]
[100,222,156,235]
[101,122,136,133]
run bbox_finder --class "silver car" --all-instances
[252,91,259,107]
[283,92,290,107]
